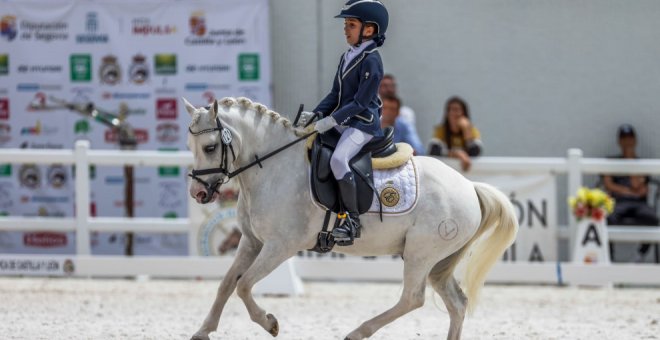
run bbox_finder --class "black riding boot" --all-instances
[332,172,362,246]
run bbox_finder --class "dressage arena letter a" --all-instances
[528,243,544,262]
[573,219,610,265]
[581,223,601,247]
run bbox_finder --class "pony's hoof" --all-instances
[190,334,210,340]
[266,313,279,337]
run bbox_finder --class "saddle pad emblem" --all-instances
[380,187,400,207]
[367,158,419,215]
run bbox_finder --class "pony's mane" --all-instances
[190,97,309,136]
[223,97,296,129]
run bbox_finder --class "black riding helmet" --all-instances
[335,0,389,47]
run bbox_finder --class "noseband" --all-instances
[188,114,316,203]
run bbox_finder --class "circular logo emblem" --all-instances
[220,128,232,145]
[380,187,400,207]
[438,220,459,241]
[129,54,149,84]
[197,207,239,256]
[100,55,121,85]
[47,164,67,189]
[19,164,41,189]
[63,259,75,275]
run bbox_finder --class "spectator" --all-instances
[603,124,658,262]
[379,74,416,125]
[380,95,425,155]
[428,96,482,171]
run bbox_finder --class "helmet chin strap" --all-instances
[355,21,365,47]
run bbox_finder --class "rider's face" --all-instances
[344,18,374,46]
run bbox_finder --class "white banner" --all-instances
[0,255,76,276]
[468,173,557,262]
[0,0,271,255]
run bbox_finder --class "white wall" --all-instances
[270,0,660,159]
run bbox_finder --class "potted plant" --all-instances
[568,187,615,264]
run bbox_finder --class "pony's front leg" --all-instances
[235,242,298,337]
[191,228,262,340]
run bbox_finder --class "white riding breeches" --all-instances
[330,127,373,179]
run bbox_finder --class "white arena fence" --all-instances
[0,141,659,287]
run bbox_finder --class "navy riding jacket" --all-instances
[313,44,384,137]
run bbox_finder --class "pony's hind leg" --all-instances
[235,241,299,337]
[344,257,430,340]
[191,203,262,340]
[428,254,467,340]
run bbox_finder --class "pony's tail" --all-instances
[462,182,518,314]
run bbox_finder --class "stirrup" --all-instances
[332,213,360,246]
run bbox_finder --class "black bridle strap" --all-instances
[224,131,317,179]
[190,130,317,179]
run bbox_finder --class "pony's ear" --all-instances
[209,99,218,119]
[182,97,196,116]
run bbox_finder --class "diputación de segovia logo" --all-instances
[1,15,17,41]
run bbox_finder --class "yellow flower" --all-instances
[576,187,588,202]
[591,189,606,207]
[570,186,615,218]
[604,197,615,213]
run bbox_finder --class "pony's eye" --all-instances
[204,144,218,154]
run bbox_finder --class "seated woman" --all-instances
[428,96,483,171]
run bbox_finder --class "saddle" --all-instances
[308,126,397,215]
[307,126,418,252]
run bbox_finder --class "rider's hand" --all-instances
[314,116,337,133]
[298,111,316,126]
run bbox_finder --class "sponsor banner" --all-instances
[0,255,75,276]
[0,0,270,256]
[0,231,75,254]
[0,54,8,75]
[133,234,188,256]
[0,98,9,120]
[467,173,558,262]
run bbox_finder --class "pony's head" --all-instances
[185,96,301,204]
[184,97,240,204]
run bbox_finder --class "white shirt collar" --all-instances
[343,39,374,72]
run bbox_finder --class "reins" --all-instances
[188,114,316,200]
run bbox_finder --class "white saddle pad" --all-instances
[366,158,419,215]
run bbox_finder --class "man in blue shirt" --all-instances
[380,95,425,155]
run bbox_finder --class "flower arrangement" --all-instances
[568,187,615,221]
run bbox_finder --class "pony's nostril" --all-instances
[196,191,207,201]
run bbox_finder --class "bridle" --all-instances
[188,117,236,202]
[188,112,316,203]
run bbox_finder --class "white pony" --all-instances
[185,97,518,340]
